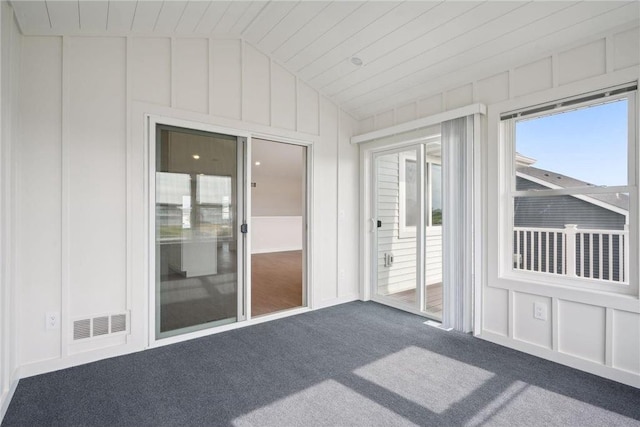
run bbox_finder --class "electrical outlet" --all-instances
[533,302,548,321]
[45,312,59,330]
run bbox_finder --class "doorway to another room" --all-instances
[152,119,309,343]
[251,139,307,317]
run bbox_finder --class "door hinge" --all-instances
[240,223,248,234]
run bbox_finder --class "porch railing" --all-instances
[513,224,629,284]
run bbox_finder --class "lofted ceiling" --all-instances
[9,1,640,120]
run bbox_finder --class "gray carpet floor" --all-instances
[3,301,640,427]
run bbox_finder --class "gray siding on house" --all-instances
[514,176,627,282]
[514,177,626,230]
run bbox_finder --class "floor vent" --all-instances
[72,312,128,340]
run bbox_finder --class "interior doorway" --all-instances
[150,119,311,343]
[250,139,307,317]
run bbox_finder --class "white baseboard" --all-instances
[314,294,361,310]
[18,341,144,379]
[0,373,19,424]
[479,330,640,388]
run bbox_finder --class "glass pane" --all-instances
[156,126,239,338]
[250,139,306,317]
[515,99,628,188]
[513,193,629,284]
[431,164,442,225]
[376,149,419,306]
[425,162,443,320]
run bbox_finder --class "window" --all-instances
[399,152,442,238]
[501,87,637,293]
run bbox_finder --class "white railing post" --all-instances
[564,224,578,277]
[624,224,629,282]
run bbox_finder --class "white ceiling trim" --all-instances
[351,103,486,145]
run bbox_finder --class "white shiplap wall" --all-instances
[359,25,640,386]
[12,1,637,121]
[16,34,360,376]
[0,2,21,419]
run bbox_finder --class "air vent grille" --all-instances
[73,319,91,340]
[72,312,128,341]
[111,314,126,333]
[93,316,109,336]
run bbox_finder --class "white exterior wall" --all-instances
[358,24,640,386]
[0,2,21,419]
[375,152,442,296]
[15,35,360,377]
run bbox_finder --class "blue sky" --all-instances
[516,99,628,187]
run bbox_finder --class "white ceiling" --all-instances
[10,1,640,120]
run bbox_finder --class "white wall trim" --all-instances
[479,330,640,388]
[351,103,486,144]
[0,372,18,421]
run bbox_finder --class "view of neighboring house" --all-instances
[514,155,628,282]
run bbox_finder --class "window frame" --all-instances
[498,89,638,295]
[398,152,442,239]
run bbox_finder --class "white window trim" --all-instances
[494,87,638,297]
[398,152,443,239]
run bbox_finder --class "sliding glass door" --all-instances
[155,125,244,339]
[373,139,443,320]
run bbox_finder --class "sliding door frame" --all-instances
[371,144,427,316]
[363,133,441,319]
[146,114,313,349]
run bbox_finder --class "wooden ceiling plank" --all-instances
[79,0,109,31]
[285,1,398,72]
[325,2,524,101]
[106,0,137,32]
[11,0,51,34]
[256,1,330,54]
[228,1,268,35]
[242,1,298,41]
[154,0,188,33]
[271,1,362,60]
[301,1,440,83]
[130,0,162,33]
[47,0,79,32]
[175,1,211,34]
[194,1,230,34]
[212,1,251,35]
[310,1,478,92]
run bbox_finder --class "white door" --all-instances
[372,141,443,320]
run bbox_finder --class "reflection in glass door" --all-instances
[155,125,243,339]
[373,139,443,320]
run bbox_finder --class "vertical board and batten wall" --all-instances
[376,152,442,296]
[0,2,21,418]
[16,34,359,376]
[358,25,640,385]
